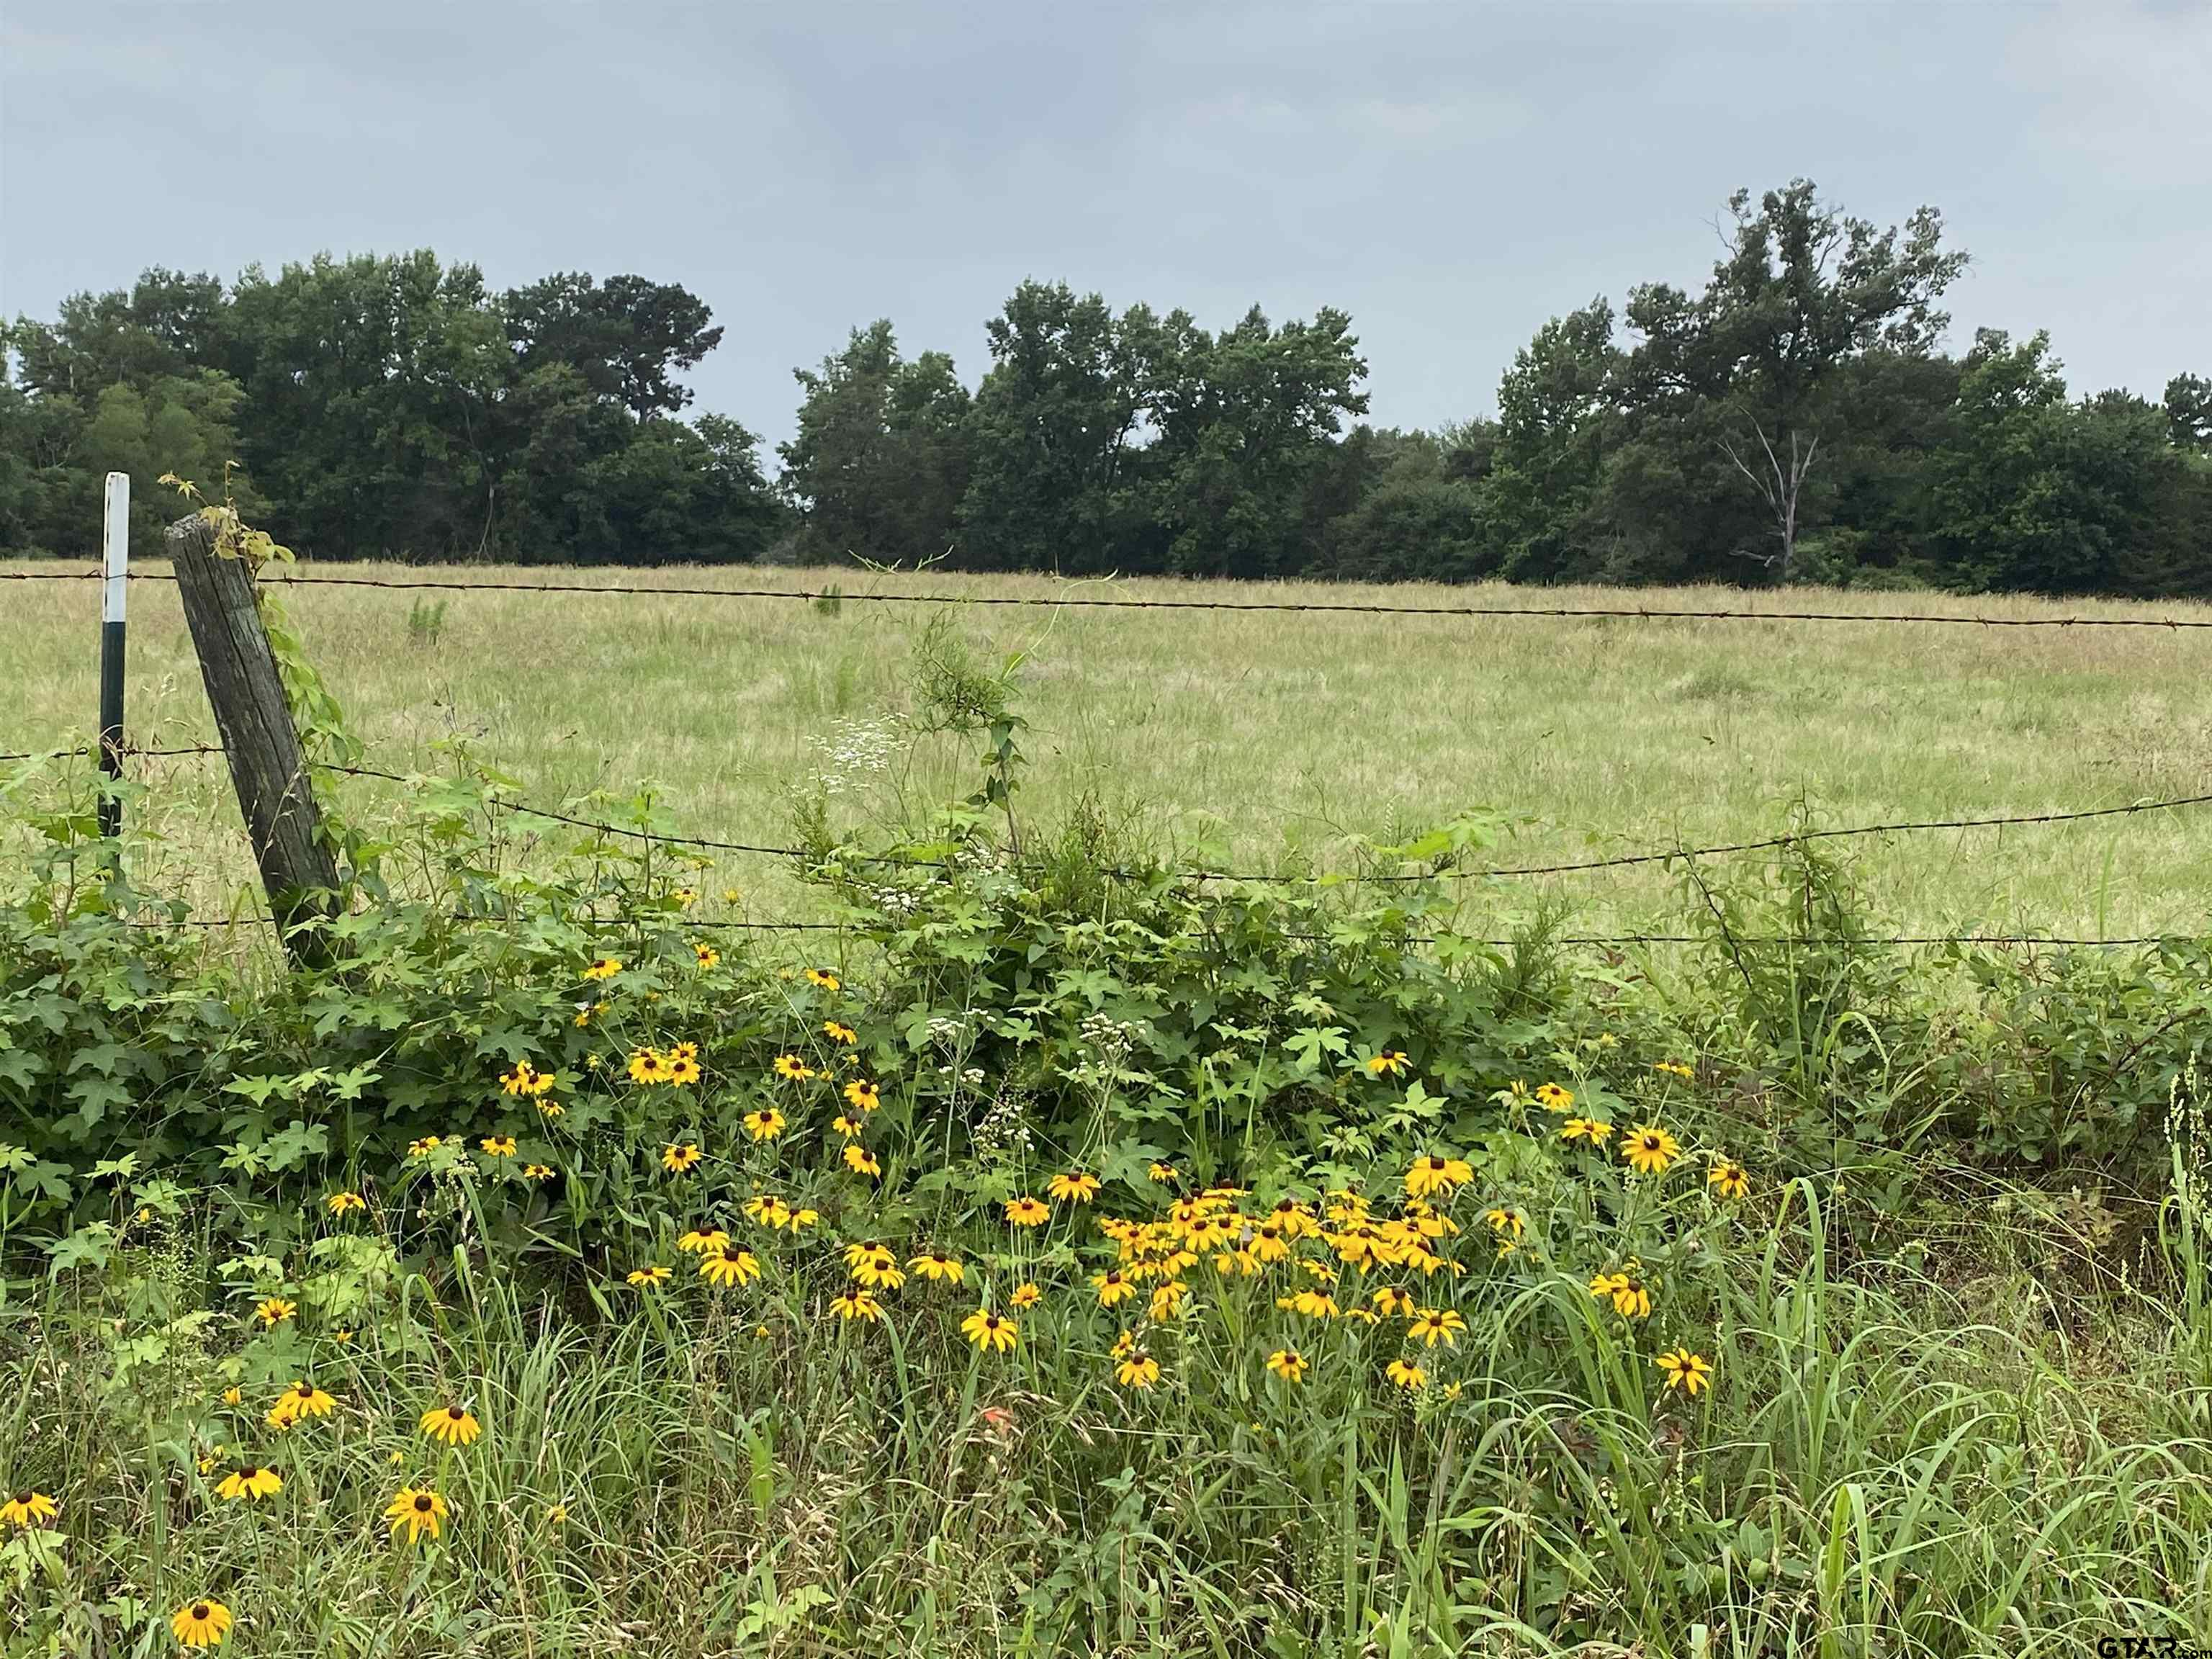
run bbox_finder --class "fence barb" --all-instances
[9,563,2212,631]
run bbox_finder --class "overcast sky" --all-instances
[5,1,2208,454]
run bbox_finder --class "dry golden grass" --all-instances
[6,559,2211,938]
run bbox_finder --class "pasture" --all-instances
[7,559,2211,941]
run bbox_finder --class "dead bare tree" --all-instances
[1719,416,1820,582]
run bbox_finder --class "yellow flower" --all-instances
[1092,1269,1137,1307]
[1589,1269,1651,1319]
[271,1380,335,1424]
[773,1054,814,1081]
[215,1463,282,1501]
[1148,1280,1190,1320]
[1483,1207,1524,1240]
[961,1308,1019,1353]
[498,1061,536,1097]
[1406,1307,1467,1347]
[627,1049,667,1084]
[1004,1196,1049,1228]
[1403,1155,1473,1200]
[665,1054,702,1087]
[832,1114,865,1139]
[1115,1350,1161,1390]
[480,1136,516,1157]
[221,1386,242,1406]
[522,1163,555,1181]
[1266,1349,1308,1383]
[1110,1328,1138,1360]
[546,1502,569,1525]
[406,1135,441,1157]
[1046,1171,1101,1205]
[583,956,622,981]
[662,1143,703,1174]
[843,1079,880,1112]
[1534,1082,1575,1112]
[421,1405,482,1447]
[678,1228,731,1254]
[1653,1061,1696,1080]
[1,1490,58,1528]
[1372,1287,1417,1318]
[1385,1358,1428,1391]
[171,1599,233,1649]
[1147,1161,1177,1184]
[744,1108,786,1143]
[1622,1124,1681,1177]
[1010,1282,1043,1310]
[254,1297,295,1327]
[824,1021,857,1045]
[908,1250,965,1284]
[1655,1347,1713,1396]
[844,1143,881,1179]
[674,886,698,908]
[1366,1048,1410,1077]
[721,887,742,904]
[627,1265,672,1287]
[1277,1288,1341,1319]
[829,1288,884,1323]
[326,1190,366,1216]
[700,1246,760,1287]
[805,968,841,990]
[385,1484,448,1545]
[847,1244,905,1290]
[695,942,721,968]
[1709,1159,1750,1200]
[1560,1117,1614,1146]
[745,1194,791,1229]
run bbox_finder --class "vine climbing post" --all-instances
[166,511,341,971]
[96,471,128,839]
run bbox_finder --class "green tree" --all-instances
[779,320,971,565]
[504,273,724,422]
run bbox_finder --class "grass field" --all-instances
[7,559,2212,940]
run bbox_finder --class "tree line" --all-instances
[6,180,2209,594]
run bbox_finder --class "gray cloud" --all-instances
[5,0,2206,453]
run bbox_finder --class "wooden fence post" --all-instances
[167,512,342,971]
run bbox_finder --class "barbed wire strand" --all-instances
[7,564,2212,631]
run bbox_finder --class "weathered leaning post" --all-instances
[166,510,343,973]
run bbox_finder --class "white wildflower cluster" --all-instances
[811,717,902,799]
[973,1089,1034,1155]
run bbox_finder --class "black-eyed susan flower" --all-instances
[829,1288,884,1323]
[1534,1082,1575,1112]
[406,1136,441,1158]
[805,968,840,990]
[1560,1116,1614,1146]
[1092,1269,1136,1307]
[1010,1282,1043,1310]
[326,1190,365,1216]
[254,1297,295,1327]
[662,1143,703,1174]
[847,1246,904,1290]
[1046,1172,1101,1205]
[522,1162,555,1181]
[1,1490,58,1529]
[1004,1196,1049,1228]
[1147,1161,1177,1184]
[385,1484,448,1545]
[1483,1208,1524,1241]
[832,1114,865,1139]
[961,1308,1019,1353]
[1266,1349,1308,1383]
[1622,1124,1681,1177]
[627,1265,672,1287]
[480,1136,516,1157]
[1277,1288,1341,1319]
[1655,1347,1713,1396]
[1149,1280,1190,1320]
[221,1386,243,1406]
[694,942,721,968]
[171,1599,233,1649]
[1372,1286,1417,1317]
[271,1380,335,1425]
[744,1108,786,1143]
[1366,1048,1410,1077]
[1708,1159,1750,1200]
[1407,1307,1467,1348]
[743,1194,788,1228]
[583,956,622,982]
[678,1228,730,1254]
[1653,1061,1696,1080]
[842,1079,879,1112]
[546,1501,569,1525]
[908,1250,964,1284]
[1403,1155,1473,1200]
[1588,1269,1652,1319]
[498,1061,537,1097]
[1114,1350,1161,1390]
[666,1053,702,1087]
[843,1143,881,1179]
[1385,1358,1428,1391]
[626,1049,665,1085]
[772,1054,814,1082]
[421,1406,482,1447]
[824,1021,857,1045]
[215,1463,282,1501]
[700,1246,760,1287]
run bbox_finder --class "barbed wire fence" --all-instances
[8,553,2210,954]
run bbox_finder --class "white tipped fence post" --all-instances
[97,471,130,838]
